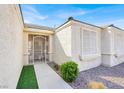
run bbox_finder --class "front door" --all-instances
[34,36,45,63]
[28,35,48,64]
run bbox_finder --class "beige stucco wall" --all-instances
[101,28,113,66]
[54,25,72,65]
[101,26,124,67]
[0,5,24,88]
[54,21,101,71]
[48,35,54,62]
[71,22,101,71]
[23,32,29,65]
[112,27,124,66]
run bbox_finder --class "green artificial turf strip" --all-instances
[16,65,38,89]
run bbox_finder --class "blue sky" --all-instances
[21,4,124,29]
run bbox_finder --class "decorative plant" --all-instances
[87,81,107,89]
[60,61,79,82]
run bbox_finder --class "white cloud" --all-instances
[113,19,124,23]
[57,7,105,19]
[96,19,124,29]
[22,5,48,24]
[24,19,31,23]
[110,19,124,29]
[57,8,87,19]
[24,11,48,20]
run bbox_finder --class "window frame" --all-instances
[114,32,124,56]
[80,29,100,60]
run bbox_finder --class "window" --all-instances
[82,30,97,56]
[115,33,123,54]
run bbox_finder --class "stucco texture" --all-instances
[54,26,72,65]
[71,22,101,71]
[54,21,101,71]
[101,26,124,67]
[0,5,24,88]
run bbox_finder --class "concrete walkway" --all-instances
[34,63,72,89]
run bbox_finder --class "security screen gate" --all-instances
[28,35,48,64]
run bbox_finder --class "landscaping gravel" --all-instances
[69,62,124,89]
[48,62,124,89]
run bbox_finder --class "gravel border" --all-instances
[48,62,124,89]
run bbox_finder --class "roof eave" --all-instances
[56,18,102,31]
[24,23,54,31]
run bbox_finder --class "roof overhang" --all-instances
[102,24,124,32]
[24,27,54,35]
[55,18,102,32]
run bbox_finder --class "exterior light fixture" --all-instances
[108,27,111,29]
[108,26,112,33]
[108,30,111,33]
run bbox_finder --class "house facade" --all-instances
[54,18,101,71]
[0,4,124,88]
[101,25,124,67]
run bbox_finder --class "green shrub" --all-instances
[60,61,79,82]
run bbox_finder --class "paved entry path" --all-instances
[34,63,72,89]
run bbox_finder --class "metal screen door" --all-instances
[33,36,47,64]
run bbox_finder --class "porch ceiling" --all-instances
[24,27,54,35]
[24,23,54,35]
